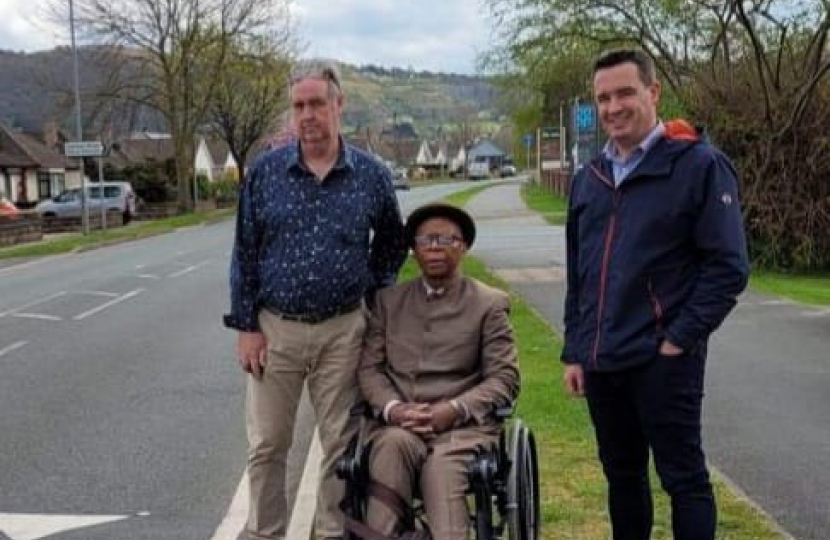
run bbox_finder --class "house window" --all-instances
[37,171,65,199]
[1,174,11,201]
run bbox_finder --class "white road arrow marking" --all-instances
[0,512,129,540]
[0,341,27,358]
[72,289,145,320]
[168,260,210,278]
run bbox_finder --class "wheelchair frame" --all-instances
[336,407,540,540]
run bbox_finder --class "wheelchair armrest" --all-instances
[349,401,382,420]
[337,403,377,482]
[494,404,514,420]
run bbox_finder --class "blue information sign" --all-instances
[574,104,596,132]
[523,133,534,146]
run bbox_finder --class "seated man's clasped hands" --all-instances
[356,203,521,540]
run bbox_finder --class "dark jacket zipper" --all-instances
[647,279,665,334]
[589,165,619,368]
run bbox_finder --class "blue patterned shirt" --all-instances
[224,140,408,332]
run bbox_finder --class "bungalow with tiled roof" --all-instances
[0,123,82,208]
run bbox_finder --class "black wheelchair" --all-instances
[336,405,540,540]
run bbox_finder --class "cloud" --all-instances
[290,0,492,73]
[0,0,66,52]
[0,0,494,74]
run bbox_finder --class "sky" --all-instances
[0,0,495,74]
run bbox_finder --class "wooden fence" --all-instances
[536,168,572,198]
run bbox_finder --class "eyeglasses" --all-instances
[413,234,463,248]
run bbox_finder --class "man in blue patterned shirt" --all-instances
[224,59,408,540]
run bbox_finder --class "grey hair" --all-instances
[289,59,342,98]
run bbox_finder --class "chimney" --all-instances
[43,121,58,149]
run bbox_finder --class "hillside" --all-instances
[0,48,503,141]
[340,64,503,137]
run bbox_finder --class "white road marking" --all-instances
[801,308,830,318]
[208,472,248,540]
[0,512,129,540]
[0,291,67,318]
[76,290,121,298]
[286,430,323,540]
[0,341,27,357]
[759,299,794,306]
[73,289,145,320]
[12,313,63,321]
[168,260,210,278]
[137,274,161,280]
[210,430,324,540]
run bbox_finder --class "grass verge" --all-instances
[520,182,568,225]
[0,208,236,260]
[442,183,502,208]
[519,182,830,308]
[750,271,830,306]
[398,252,791,540]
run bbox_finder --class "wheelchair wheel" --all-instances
[506,420,540,540]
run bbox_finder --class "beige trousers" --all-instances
[365,425,498,540]
[245,308,366,540]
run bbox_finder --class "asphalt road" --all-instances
[0,223,259,540]
[466,182,830,540]
[0,179,507,540]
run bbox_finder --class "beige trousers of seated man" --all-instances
[245,308,366,540]
[365,425,498,540]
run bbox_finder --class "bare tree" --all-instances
[48,0,292,211]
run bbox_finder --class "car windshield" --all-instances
[54,190,80,202]
[88,186,122,199]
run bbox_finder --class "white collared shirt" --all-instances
[602,122,665,187]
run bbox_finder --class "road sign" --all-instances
[64,141,104,158]
[574,104,596,132]
[523,133,534,147]
[541,127,559,139]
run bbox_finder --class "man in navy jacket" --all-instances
[562,49,750,540]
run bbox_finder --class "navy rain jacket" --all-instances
[562,121,750,372]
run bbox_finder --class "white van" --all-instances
[35,182,137,224]
[468,159,490,180]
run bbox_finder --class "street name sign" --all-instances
[64,140,104,157]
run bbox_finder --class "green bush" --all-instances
[208,176,239,202]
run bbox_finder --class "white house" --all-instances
[450,146,466,173]
[194,137,239,182]
[415,139,434,166]
[433,145,447,167]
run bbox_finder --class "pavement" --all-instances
[463,180,828,540]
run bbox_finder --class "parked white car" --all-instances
[500,163,517,177]
[35,182,137,224]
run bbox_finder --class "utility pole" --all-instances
[69,0,88,234]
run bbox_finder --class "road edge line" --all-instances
[209,471,248,540]
[286,428,322,540]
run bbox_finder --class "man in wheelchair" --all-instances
[345,203,521,540]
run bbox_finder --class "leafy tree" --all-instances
[483,0,830,270]
[206,31,295,183]
[51,0,293,211]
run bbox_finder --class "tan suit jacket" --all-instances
[359,275,520,425]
